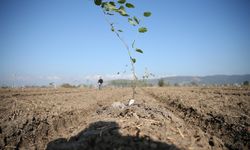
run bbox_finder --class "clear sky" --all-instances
[0,0,250,86]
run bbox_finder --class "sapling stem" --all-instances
[102,10,137,99]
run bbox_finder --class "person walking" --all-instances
[98,77,103,90]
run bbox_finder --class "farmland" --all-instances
[0,86,249,149]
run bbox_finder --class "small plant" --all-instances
[93,0,151,99]
[158,79,165,87]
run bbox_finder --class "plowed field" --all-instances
[0,86,249,150]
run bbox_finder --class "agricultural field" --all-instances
[0,86,249,150]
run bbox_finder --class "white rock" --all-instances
[128,99,135,106]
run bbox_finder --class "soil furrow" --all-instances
[144,89,249,150]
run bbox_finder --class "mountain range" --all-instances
[147,74,250,85]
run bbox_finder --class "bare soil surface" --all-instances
[0,87,249,150]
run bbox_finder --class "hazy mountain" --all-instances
[148,74,250,85]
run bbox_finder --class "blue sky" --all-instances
[0,0,250,85]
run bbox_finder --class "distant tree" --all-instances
[158,79,165,87]
[243,81,249,86]
[190,81,198,86]
[61,83,76,88]
[1,86,10,89]
[174,83,179,87]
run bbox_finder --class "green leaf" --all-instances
[131,58,136,63]
[118,29,123,32]
[111,27,115,32]
[107,3,117,11]
[138,27,147,33]
[118,6,128,16]
[132,40,135,48]
[125,3,134,8]
[128,18,136,26]
[121,13,129,17]
[94,0,102,6]
[143,11,152,17]
[109,1,115,6]
[118,0,126,4]
[133,16,139,24]
[136,48,143,54]
[102,2,117,11]
[101,2,107,8]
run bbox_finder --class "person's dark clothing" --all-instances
[98,79,103,84]
[98,78,103,90]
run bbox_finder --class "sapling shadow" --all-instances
[46,121,180,150]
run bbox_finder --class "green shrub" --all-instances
[158,79,165,87]
[243,81,249,86]
[61,83,76,88]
